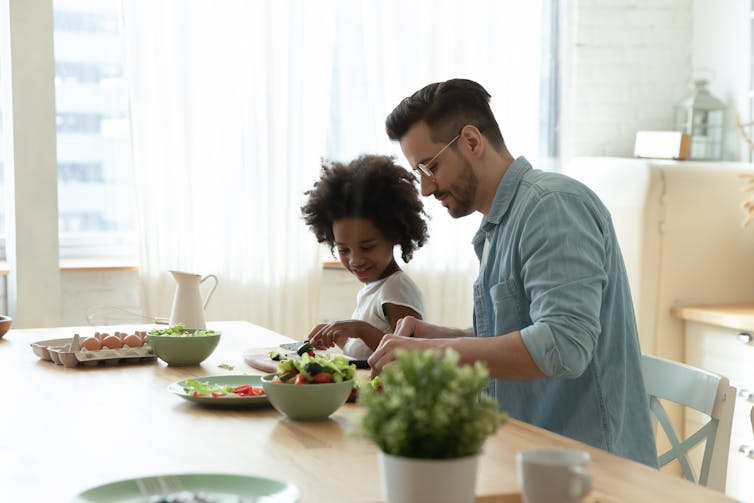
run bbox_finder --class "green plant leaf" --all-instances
[357,349,506,459]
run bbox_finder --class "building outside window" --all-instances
[0,40,5,256]
[53,0,135,258]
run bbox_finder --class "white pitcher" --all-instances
[168,270,219,329]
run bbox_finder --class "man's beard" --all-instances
[445,159,478,218]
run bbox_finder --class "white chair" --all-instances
[641,354,736,492]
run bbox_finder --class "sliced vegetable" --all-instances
[304,362,323,376]
[312,372,333,384]
[272,352,356,384]
[296,340,314,357]
[268,351,286,361]
[182,379,264,398]
[277,370,297,382]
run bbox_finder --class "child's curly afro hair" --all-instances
[301,154,429,262]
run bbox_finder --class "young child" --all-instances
[301,154,429,360]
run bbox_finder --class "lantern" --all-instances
[673,79,725,160]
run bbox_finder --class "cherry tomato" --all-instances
[295,373,310,385]
[312,372,333,384]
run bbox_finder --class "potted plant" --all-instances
[358,348,506,503]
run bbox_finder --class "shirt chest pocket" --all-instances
[490,279,524,335]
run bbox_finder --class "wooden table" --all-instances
[0,321,736,502]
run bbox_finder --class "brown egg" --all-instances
[96,332,108,341]
[101,334,124,349]
[141,332,150,344]
[122,333,143,347]
[81,336,103,351]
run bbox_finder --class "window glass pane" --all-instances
[53,0,135,258]
[0,36,5,255]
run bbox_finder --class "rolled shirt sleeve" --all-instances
[518,192,608,378]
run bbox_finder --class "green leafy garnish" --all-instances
[183,379,233,396]
[218,363,234,371]
[148,324,220,337]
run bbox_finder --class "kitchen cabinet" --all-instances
[673,303,754,502]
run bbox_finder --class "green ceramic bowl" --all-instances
[261,374,353,421]
[147,331,221,366]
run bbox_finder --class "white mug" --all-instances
[517,449,592,503]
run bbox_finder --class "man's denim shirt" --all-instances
[472,156,657,467]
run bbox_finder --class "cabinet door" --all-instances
[685,321,754,502]
[726,426,754,502]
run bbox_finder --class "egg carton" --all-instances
[31,335,157,368]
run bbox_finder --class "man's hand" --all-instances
[394,316,468,339]
[368,334,441,378]
[393,315,421,337]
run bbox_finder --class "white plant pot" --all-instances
[379,451,479,503]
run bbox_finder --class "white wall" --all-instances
[564,0,753,163]
[563,0,693,160]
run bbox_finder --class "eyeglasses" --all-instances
[415,134,460,179]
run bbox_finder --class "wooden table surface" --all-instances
[0,321,736,502]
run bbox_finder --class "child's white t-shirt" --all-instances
[342,270,425,360]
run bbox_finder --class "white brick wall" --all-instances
[563,0,693,160]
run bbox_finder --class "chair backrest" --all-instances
[641,354,736,492]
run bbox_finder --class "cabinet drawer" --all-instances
[685,321,754,386]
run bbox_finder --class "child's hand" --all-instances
[307,323,331,349]
[309,320,368,350]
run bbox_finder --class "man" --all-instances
[368,78,657,467]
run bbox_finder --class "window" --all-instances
[0,58,5,258]
[53,0,135,258]
[3,1,560,264]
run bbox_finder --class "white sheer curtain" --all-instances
[122,0,545,336]
[328,0,544,329]
[122,1,336,337]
